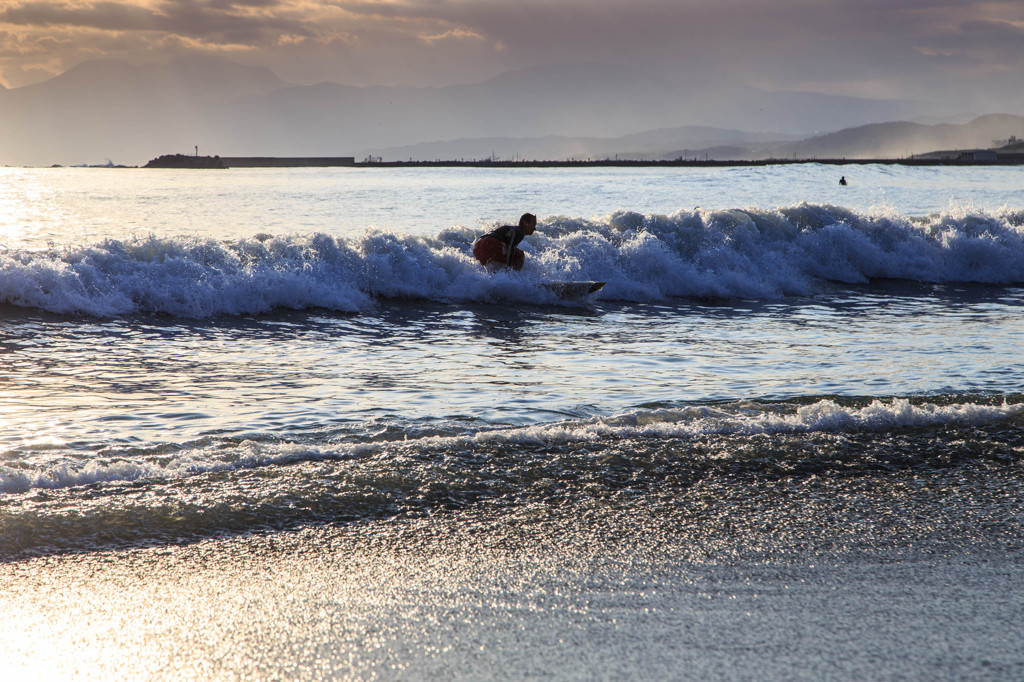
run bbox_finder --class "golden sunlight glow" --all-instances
[418,28,486,46]
[0,169,31,243]
[156,35,259,53]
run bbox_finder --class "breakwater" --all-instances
[144,154,356,169]
[221,157,356,168]
[143,154,1024,169]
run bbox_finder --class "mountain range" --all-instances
[0,56,1019,166]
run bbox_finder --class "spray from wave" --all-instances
[4,396,1021,494]
[1,204,1023,317]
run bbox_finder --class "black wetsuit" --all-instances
[480,225,528,265]
[483,225,527,249]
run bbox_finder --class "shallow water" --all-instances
[2,164,1024,678]
[2,163,1024,552]
[3,164,1022,248]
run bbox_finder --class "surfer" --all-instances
[839,176,848,186]
[473,213,537,271]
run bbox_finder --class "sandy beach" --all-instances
[5,467,1023,681]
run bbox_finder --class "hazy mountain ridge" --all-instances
[704,114,1024,160]
[372,116,1024,163]
[16,56,291,107]
[368,126,796,162]
[0,57,294,164]
[0,56,1013,166]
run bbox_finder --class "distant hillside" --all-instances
[0,56,291,165]
[365,115,1024,163]
[670,114,1024,160]
[368,126,795,162]
[0,56,969,166]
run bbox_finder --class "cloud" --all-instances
[0,2,157,31]
[0,1,326,84]
[0,1,315,41]
[931,18,1024,60]
[0,0,1020,113]
[417,27,486,46]
[321,0,1024,95]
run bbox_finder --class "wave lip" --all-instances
[1,204,1023,317]
[2,395,1022,560]
[2,397,1020,495]
[0,439,370,495]
[0,233,371,318]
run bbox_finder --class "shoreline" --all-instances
[3,507,1023,680]
[4,410,1023,679]
[53,156,1024,170]
[354,157,1024,168]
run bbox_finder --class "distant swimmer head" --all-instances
[519,212,537,235]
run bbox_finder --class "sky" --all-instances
[0,0,1022,111]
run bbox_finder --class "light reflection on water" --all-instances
[3,473,1024,681]
[2,282,1023,453]
[2,164,1023,679]
[2,164,1023,248]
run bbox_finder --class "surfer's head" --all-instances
[519,213,537,235]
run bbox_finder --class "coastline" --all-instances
[109,156,1024,170]
[352,156,1024,167]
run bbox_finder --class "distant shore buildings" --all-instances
[911,136,1024,163]
[141,138,1024,169]
[144,154,227,169]
[143,154,356,169]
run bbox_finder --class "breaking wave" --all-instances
[4,396,1021,495]
[1,203,1023,317]
[4,394,1023,558]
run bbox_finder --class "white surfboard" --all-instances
[541,281,605,298]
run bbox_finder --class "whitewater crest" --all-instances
[2,396,1021,495]
[1,204,1023,317]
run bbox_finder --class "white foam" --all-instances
[2,205,1024,317]
[2,398,1020,494]
[0,441,374,494]
[412,397,1024,449]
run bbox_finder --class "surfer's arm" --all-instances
[504,226,521,266]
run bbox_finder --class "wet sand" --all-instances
[4,476,1024,681]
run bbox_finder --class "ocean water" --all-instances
[2,163,1024,679]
